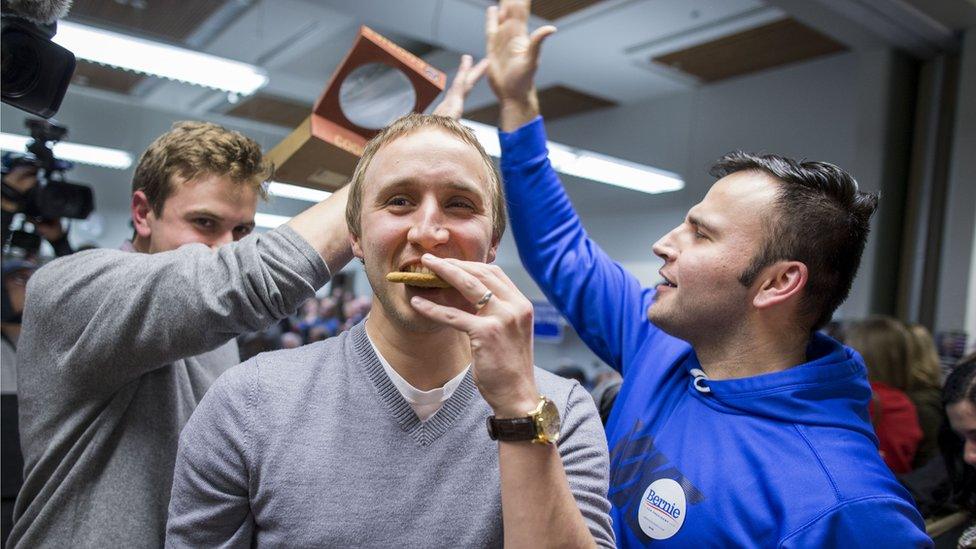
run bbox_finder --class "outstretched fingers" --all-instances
[486,5,499,43]
[528,25,557,64]
[432,54,490,119]
[468,57,490,88]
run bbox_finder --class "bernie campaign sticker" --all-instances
[638,478,686,540]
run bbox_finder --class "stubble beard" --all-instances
[647,295,737,347]
[366,266,443,334]
[647,300,687,340]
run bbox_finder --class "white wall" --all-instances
[968,221,976,353]
[938,27,976,346]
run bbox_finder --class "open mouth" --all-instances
[387,262,451,288]
[400,264,435,275]
[658,272,677,289]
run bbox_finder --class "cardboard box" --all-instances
[266,26,447,191]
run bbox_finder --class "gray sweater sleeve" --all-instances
[558,382,616,548]
[166,362,254,548]
[21,226,329,390]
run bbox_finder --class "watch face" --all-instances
[537,399,561,443]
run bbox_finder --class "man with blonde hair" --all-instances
[10,59,487,548]
[165,113,614,547]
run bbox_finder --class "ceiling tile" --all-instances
[466,84,616,125]
[71,60,146,94]
[224,94,312,129]
[653,17,846,83]
[520,0,605,21]
[67,0,229,43]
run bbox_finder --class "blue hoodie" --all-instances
[498,117,931,547]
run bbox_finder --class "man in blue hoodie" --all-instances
[485,0,932,546]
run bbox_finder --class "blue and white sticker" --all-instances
[638,478,686,540]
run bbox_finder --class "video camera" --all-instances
[1,0,76,118]
[1,119,95,221]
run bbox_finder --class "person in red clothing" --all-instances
[869,381,925,473]
[846,316,924,473]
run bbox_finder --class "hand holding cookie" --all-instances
[407,254,539,417]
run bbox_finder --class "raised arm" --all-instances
[487,0,653,371]
[21,225,329,391]
[485,1,554,132]
[22,53,493,393]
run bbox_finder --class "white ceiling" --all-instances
[98,0,974,122]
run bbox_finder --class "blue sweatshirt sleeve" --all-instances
[779,496,933,548]
[499,117,655,373]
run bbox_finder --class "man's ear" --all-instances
[486,234,500,264]
[131,190,154,240]
[753,261,807,310]
[350,232,364,261]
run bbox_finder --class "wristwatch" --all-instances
[486,396,561,444]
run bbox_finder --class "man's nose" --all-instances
[407,202,449,249]
[652,227,679,261]
[209,231,235,249]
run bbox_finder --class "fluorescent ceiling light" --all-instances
[54,21,268,96]
[267,182,331,203]
[558,152,684,194]
[254,212,291,229]
[461,119,683,195]
[0,133,133,170]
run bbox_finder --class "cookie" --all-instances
[386,271,451,288]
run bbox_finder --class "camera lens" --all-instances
[1,29,42,98]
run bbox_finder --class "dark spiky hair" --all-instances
[710,151,878,331]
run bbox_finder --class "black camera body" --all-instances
[1,0,76,118]
[1,119,95,220]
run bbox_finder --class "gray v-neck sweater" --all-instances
[166,322,615,548]
[10,226,330,549]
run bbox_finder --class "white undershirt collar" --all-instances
[366,332,470,422]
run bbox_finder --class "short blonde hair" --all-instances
[345,113,506,242]
[132,121,271,215]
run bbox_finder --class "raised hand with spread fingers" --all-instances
[485,0,556,131]
[432,54,490,120]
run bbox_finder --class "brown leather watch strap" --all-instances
[486,416,537,441]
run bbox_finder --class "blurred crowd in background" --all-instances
[236,273,372,362]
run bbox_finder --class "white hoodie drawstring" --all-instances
[689,368,711,393]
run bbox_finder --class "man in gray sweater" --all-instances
[166,114,615,547]
[8,121,350,549]
[10,58,488,548]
